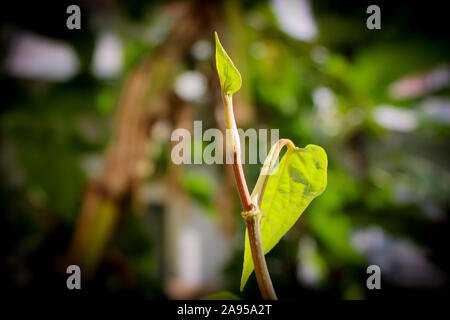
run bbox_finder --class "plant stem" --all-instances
[245,213,278,300]
[222,91,277,300]
[232,151,252,212]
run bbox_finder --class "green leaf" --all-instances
[202,291,241,300]
[215,32,242,95]
[240,142,328,291]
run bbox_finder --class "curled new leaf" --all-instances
[240,142,328,291]
[215,32,242,95]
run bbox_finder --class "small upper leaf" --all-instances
[240,143,328,291]
[215,32,242,95]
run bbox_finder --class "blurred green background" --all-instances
[0,0,449,299]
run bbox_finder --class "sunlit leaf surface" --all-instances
[241,144,328,291]
[215,32,242,95]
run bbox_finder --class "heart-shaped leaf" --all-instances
[215,32,242,95]
[240,141,328,291]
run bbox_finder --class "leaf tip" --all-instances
[239,277,246,292]
[214,31,242,95]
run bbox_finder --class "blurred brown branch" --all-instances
[67,1,207,277]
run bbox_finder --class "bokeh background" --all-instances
[1,0,449,299]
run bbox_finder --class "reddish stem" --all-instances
[222,91,277,300]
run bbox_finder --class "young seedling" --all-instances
[215,32,328,300]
